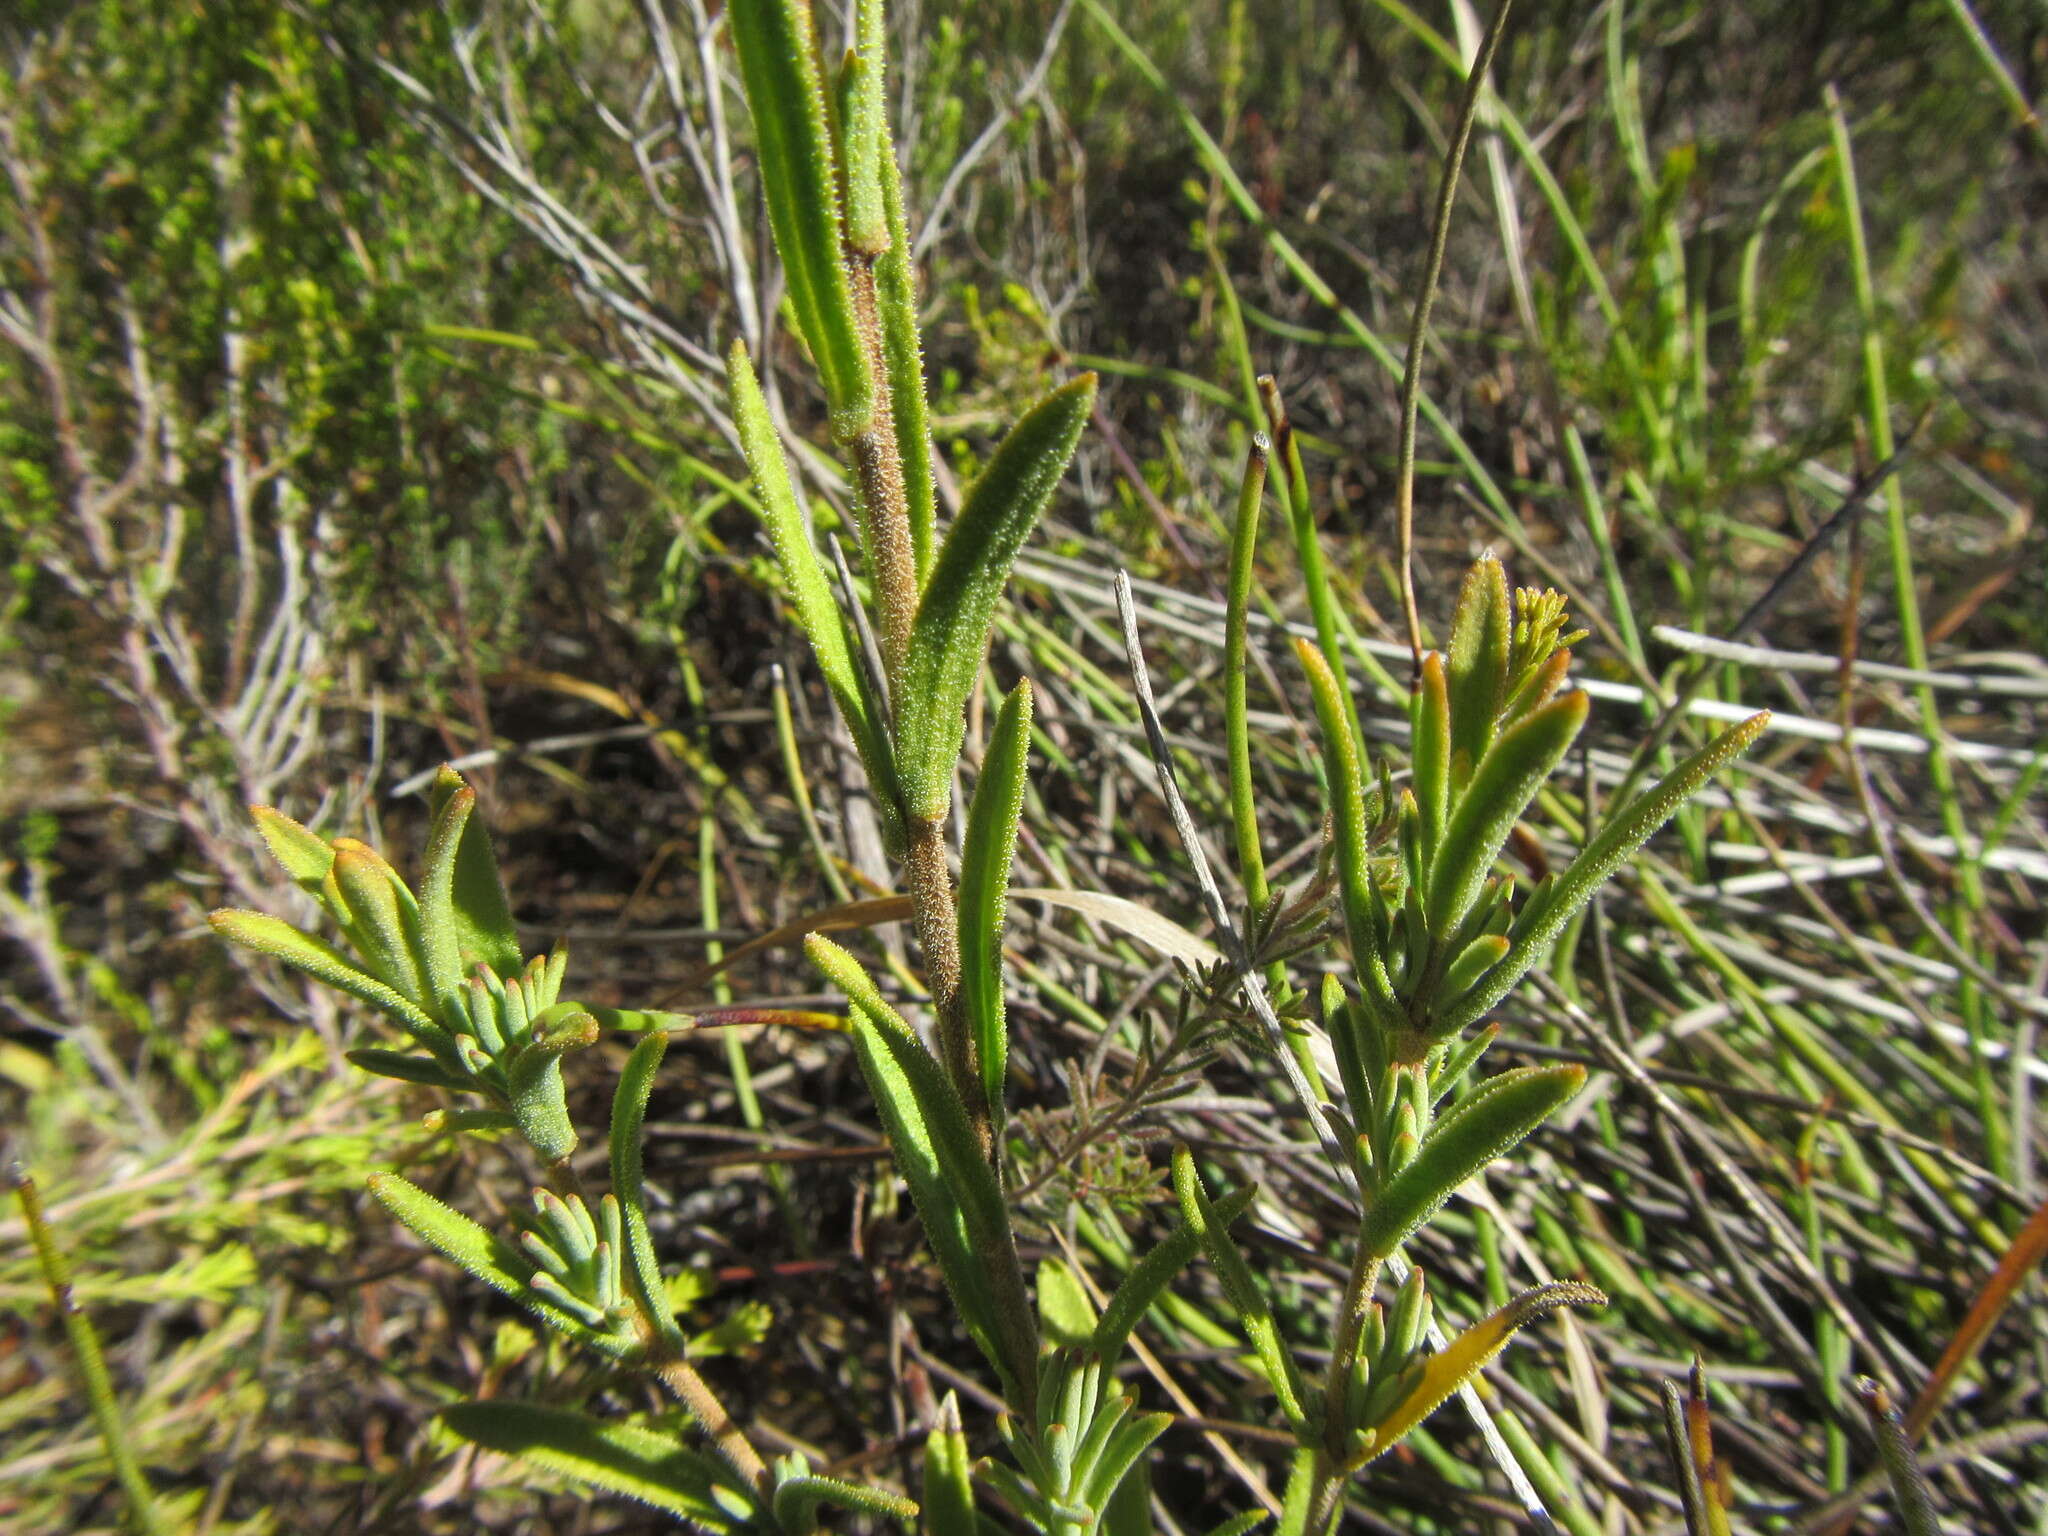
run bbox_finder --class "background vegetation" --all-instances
[3,0,2044,1531]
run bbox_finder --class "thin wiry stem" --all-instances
[1394,0,1515,678]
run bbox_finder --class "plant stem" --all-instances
[1394,0,1515,676]
[843,256,917,693]
[652,1351,771,1494]
[1320,1243,1384,1451]
[11,1166,176,1536]
[905,811,989,1155]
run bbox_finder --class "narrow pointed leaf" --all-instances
[330,841,429,1005]
[729,339,903,833]
[836,0,888,254]
[1446,711,1770,1033]
[725,0,868,423]
[1425,691,1587,939]
[426,768,525,979]
[612,1032,686,1351]
[875,114,936,583]
[960,679,1032,1135]
[1412,652,1451,868]
[1355,1281,1604,1460]
[897,375,1094,820]
[1172,1146,1310,1430]
[367,1173,638,1356]
[1295,638,1388,1013]
[250,805,335,894]
[344,1048,470,1091]
[1079,1411,1173,1512]
[1090,1183,1256,1364]
[209,909,449,1050]
[1362,1065,1585,1259]
[442,1401,751,1529]
[923,1395,977,1536]
[775,1474,919,1534]
[1446,554,1511,772]
[808,935,1024,1392]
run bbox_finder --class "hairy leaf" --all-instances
[922,1395,978,1536]
[208,909,451,1055]
[960,679,1032,1136]
[1172,1146,1310,1430]
[1361,1065,1585,1259]
[1446,711,1770,1033]
[896,375,1094,820]
[612,1032,685,1351]
[808,935,1025,1393]
[250,805,335,894]
[427,768,524,979]
[1446,554,1511,773]
[725,0,868,424]
[442,1401,751,1529]
[1425,691,1587,940]
[1091,1183,1256,1365]
[727,339,901,839]
[368,1173,637,1356]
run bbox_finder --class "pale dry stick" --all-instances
[1113,570,1567,1535]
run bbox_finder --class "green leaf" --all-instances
[835,0,888,255]
[725,0,869,426]
[922,1394,978,1536]
[1295,639,1395,1022]
[427,767,525,979]
[1446,711,1770,1034]
[1199,1510,1271,1536]
[1102,1437,1155,1536]
[612,1032,686,1351]
[250,805,335,895]
[441,1401,752,1529]
[1224,437,1271,909]
[1090,1183,1256,1365]
[775,1472,918,1535]
[728,339,903,838]
[959,679,1032,1137]
[1360,1065,1585,1260]
[507,1019,591,1165]
[1411,652,1451,869]
[1171,1146,1310,1431]
[808,935,1025,1395]
[1079,1411,1172,1514]
[1037,1256,1097,1348]
[344,1048,470,1091]
[896,375,1095,820]
[329,840,429,1007]
[1425,691,1587,941]
[1446,555,1512,776]
[208,909,452,1055]
[367,1173,638,1357]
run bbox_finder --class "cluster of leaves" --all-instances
[192,2,1766,1534]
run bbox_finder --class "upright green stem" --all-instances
[12,1167,176,1536]
[1225,434,1271,910]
